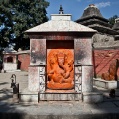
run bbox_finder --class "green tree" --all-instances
[0,0,49,50]
[108,15,118,26]
[0,1,13,49]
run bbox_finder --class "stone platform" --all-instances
[19,88,38,102]
[83,92,103,103]
[19,89,82,102]
[93,78,119,89]
[19,89,103,103]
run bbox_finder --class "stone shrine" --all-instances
[3,47,17,72]
[20,7,103,103]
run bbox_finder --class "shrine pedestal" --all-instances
[38,90,82,101]
[19,88,38,103]
[93,78,119,89]
[19,89,81,102]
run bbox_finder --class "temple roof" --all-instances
[26,14,96,33]
[76,4,119,35]
[76,4,108,22]
[81,4,103,18]
[3,47,17,54]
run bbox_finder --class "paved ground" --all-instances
[0,71,119,119]
[0,71,28,103]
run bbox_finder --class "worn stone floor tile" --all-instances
[97,102,116,108]
[113,101,119,107]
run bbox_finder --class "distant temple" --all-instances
[76,4,119,48]
[76,4,119,78]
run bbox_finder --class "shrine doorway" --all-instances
[46,40,74,90]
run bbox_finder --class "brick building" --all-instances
[3,49,30,72]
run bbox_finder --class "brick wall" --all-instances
[93,49,119,78]
[18,53,30,71]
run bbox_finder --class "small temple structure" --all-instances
[76,4,118,35]
[3,47,17,72]
[76,4,119,49]
[113,18,119,32]
[19,6,103,103]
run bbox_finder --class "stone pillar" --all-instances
[74,38,93,93]
[82,66,93,92]
[28,38,46,92]
[74,38,103,103]
[28,66,40,91]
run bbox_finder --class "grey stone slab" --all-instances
[113,101,119,107]
[91,107,119,115]
[84,103,99,109]
[83,92,103,103]
[93,78,118,89]
[97,102,116,108]
[39,93,82,101]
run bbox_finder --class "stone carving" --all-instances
[47,49,74,89]
[75,66,82,93]
[39,65,45,92]
[101,59,118,81]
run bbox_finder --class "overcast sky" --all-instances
[46,0,119,21]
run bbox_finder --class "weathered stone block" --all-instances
[28,66,40,91]
[19,89,38,102]
[4,63,17,71]
[83,92,103,103]
[74,38,92,65]
[93,78,119,89]
[82,66,93,92]
[39,93,81,101]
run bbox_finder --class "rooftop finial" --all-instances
[89,4,95,7]
[59,5,64,14]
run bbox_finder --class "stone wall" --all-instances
[3,54,17,71]
[92,33,119,48]
[18,53,30,71]
[4,63,17,71]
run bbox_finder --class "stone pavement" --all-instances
[0,71,119,119]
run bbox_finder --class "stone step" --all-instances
[19,88,82,102]
[19,92,82,102]
[38,93,82,101]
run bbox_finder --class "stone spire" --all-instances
[81,4,103,18]
[76,4,118,35]
[59,5,64,14]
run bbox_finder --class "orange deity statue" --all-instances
[101,59,118,81]
[47,49,74,89]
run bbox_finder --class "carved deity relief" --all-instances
[47,49,74,89]
[101,59,118,81]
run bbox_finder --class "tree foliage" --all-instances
[108,15,118,26]
[0,0,49,50]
